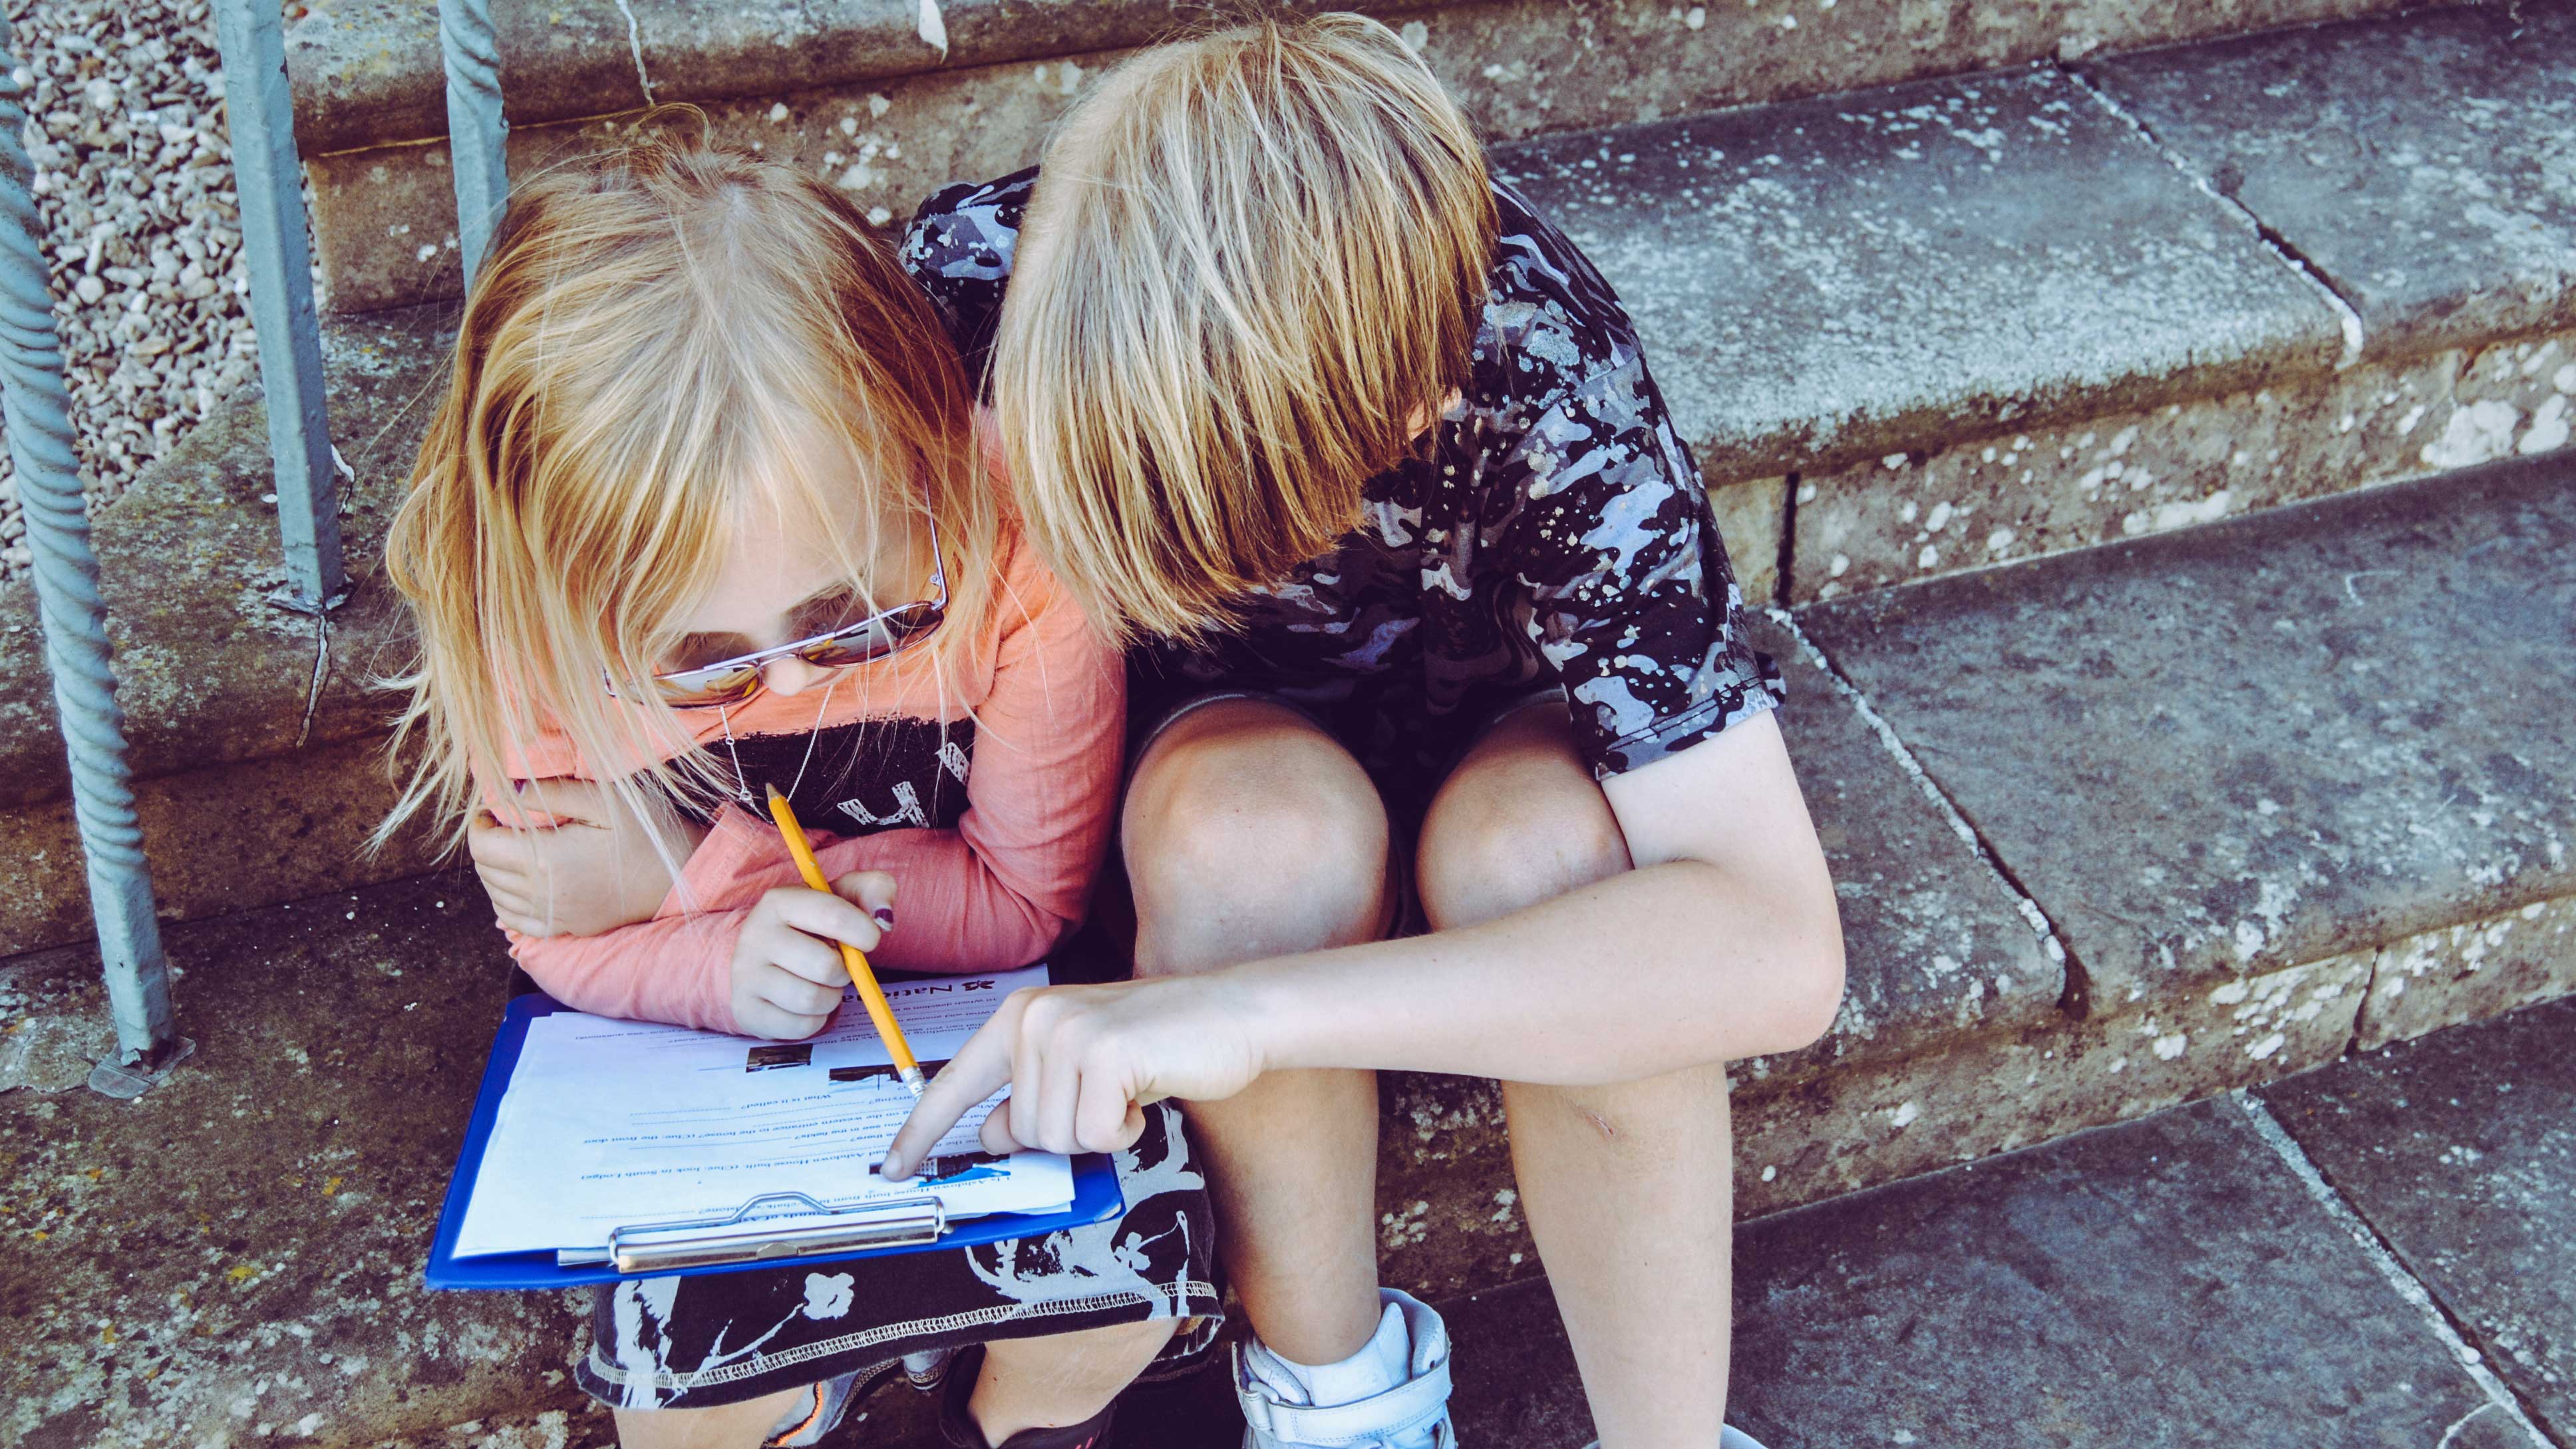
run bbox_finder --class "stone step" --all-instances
[8,440,2570,1446]
[1500,0,2576,603]
[7,1,2569,960]
[1387,446,2576,1294]
[293,0,2426,315]
[0,307,450,959]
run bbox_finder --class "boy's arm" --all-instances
[885,711,1844,1173]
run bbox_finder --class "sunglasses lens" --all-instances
[652,665,761,708]
[803,603,945,668]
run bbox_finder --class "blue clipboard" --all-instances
[425,992,1123,1290]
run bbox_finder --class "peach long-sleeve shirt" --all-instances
[494,528,1124,1035]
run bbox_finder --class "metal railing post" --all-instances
[211,0,346,613]
[0,31,190,1094]
[438,0,510,285]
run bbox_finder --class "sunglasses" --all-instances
[612,508,948,710]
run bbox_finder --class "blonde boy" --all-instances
[888,17,1844,1448]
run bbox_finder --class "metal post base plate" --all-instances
[267,585,354,617]
[88,1036,196,1099]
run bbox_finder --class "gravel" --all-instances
[1,0,259,587]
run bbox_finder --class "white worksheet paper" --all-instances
[454,963,1068,1259]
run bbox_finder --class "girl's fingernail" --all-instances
[872,907,895,929]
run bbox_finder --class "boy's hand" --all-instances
[878,976,1265,1178]
[730,873,899,1041]
[470,778,709,937]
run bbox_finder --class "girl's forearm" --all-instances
[1226,858,1845,1086]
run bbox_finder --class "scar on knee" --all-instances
[1579,1106,1618,1142]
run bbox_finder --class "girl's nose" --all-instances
[762,655,830,697]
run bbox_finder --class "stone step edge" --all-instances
[283,0,2422,160]
[288,0,1457,158]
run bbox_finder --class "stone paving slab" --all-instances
[1330,1094,2554,1448]
[2082,0,2576,359]
[1796,451,2576,1037]
[2258,995,2576,1443]
[1494,67,2343,484]
[1720,1095,2544,1448]
[1738,615,2066,1090]
[0,871,590,1449]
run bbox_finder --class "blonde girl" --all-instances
[383,136,1217,1449]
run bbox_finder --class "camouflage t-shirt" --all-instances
[902,168,1782,809]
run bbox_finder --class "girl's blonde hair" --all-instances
[380,131,997,848]
[994,13,1496,644]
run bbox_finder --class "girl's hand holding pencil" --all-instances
[728,872,899,1041]
[762,786,925,1091]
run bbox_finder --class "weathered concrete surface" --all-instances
[2261,996,2576,1444]
[283,0,1438,156]
[0,734,442,963]
[307,54,1110,315]
[1420,0,2424,153]
[0,872,591,1449]
[2355,895,2576,1052]
[282,0,2424,162]
[1726,1096,2541,1448]
[1736,615,2065,1092]
[1792,328,2576,601]
[301,0,2432,314]
[1494,68,2344,486]
[1396,1094,2551,1448]
[2084,0,2576,360]
[1708,474,1784,605]
[1437,1277,1592,1448]
[365,1409,614,1449]
[1799,453,2576,1065]
[0,308,449,955]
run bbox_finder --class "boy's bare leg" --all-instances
[615,1388,814,1448]
[971,1317,1182,1438]
[1124,700,1395,1367]
[1414,707,1735,1448]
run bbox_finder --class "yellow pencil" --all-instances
[763,784,925,1097]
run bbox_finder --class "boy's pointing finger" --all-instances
[880,1003,1021,1179]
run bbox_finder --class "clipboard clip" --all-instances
[558,1190,949,1274]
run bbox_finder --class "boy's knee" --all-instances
[1416,786,1630,932]
[1125,731,1389,972]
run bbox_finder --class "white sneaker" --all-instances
[1236,1289,1456,1448]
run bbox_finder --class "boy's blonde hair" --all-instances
[381,132,997,848]
[995,13,1497,643]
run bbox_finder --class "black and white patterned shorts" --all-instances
[573,1099,1223,1414]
